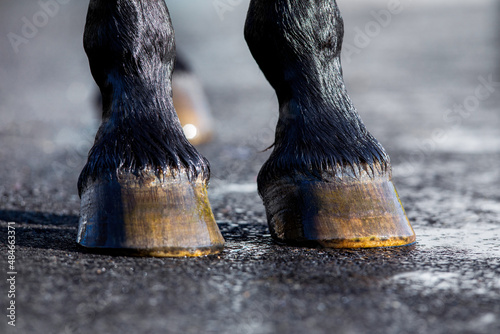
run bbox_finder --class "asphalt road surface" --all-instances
[1,0,500,333]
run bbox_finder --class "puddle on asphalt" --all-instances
[389,269,500,297]
[387,223,500,298]
[416,222,500,258]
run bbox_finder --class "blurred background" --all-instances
[0,0,499,190]
[1,1,500,333]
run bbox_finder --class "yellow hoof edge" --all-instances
[77,244,224,258]
[261,176,416,249]
[316,235,416,249]
[77,170,224,257]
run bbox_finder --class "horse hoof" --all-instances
[77,170,224,257]
[173,72,214,146]
[259,172,415,248]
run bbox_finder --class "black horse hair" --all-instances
[78,0,209,195]
[244,0,390,188]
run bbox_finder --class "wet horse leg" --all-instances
[245,0,416,247]
[77,0,224,256]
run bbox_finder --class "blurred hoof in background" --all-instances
[173,56,215,145]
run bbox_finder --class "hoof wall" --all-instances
[261,177,416,248]
[77,171,224,257]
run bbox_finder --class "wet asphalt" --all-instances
[1,0,500,333]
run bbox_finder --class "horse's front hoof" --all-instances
[77,170,224,257]
[259,172,415,249]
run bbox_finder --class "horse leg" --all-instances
[92,53,215,145]
[245,0,416,248]
[77,0,224,257]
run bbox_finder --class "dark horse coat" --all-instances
[77,0,415,257]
